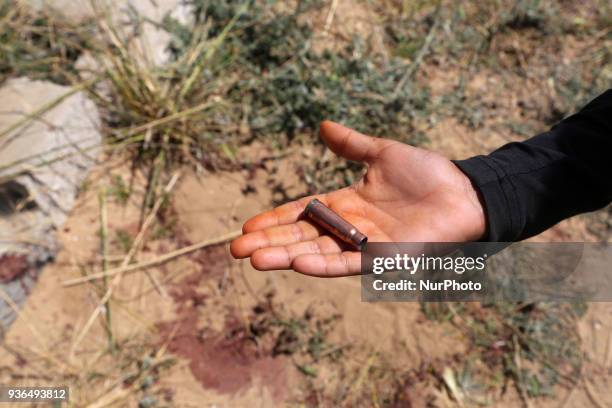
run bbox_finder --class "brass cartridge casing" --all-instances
[304,199,368,250]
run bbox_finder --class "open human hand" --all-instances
[230,121,486,277]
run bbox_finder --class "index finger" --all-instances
[242,194,329,234]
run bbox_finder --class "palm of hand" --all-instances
[231,121,485,277]
[335,141,484,242]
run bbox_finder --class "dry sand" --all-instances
[1,148,611,406]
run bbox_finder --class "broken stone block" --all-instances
[26,0,192,66]
[0,77,101,330]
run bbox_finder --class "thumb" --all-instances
[319,120,381,163]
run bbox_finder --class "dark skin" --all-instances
[230,120,486,277]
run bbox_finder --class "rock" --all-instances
[120,0,192,66]
[0,77,101,330]
[26,0,192,66]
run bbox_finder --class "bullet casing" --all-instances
[304,199,368,250]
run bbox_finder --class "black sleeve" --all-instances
[453,89,612,241]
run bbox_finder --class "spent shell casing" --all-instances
[304,199,368,250]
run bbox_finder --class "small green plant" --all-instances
[163,0,430,142]
[85,0,436,214]
[108,175,131,205]
[423,301,586,399]
[114,229,133,254]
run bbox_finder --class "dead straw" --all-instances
[63,229,241,287]
[131,171,181,297]
[0,287,46,351]
[0,77,99,149]
[98,188,115,353]
[69,172,180,356]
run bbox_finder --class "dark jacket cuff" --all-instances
[453,156,522,242]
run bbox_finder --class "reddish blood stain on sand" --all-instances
[0,253,29,282]
[158,244,287,398]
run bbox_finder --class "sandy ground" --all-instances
[2,1,610,406]
[2,34,610,408]
[1,147,611,406]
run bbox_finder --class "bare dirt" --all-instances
[157,243,289,400]
[0,149,611,406]
[1,1,611,407]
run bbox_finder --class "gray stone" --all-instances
[0,77,101,330]
[26,0,192,66]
